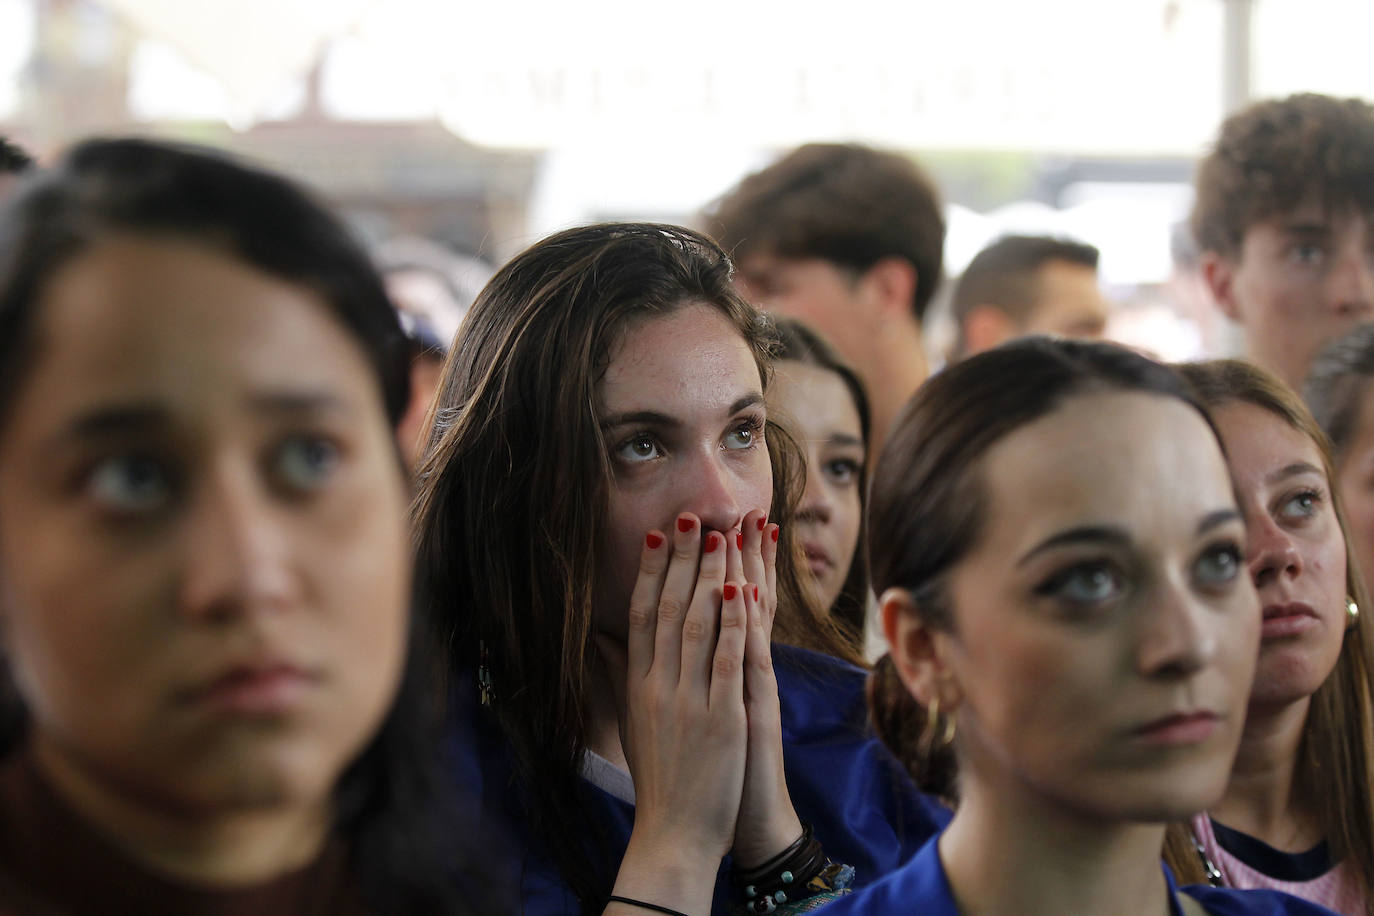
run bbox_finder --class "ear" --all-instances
[962,304,1017,355]
[1200,251,1242,323]
[859,257,919,325]
[879,587,962,711]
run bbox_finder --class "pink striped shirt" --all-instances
[1189,814,1365,914]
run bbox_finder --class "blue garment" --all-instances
[450,644,951,915]
[821,832,1341,916]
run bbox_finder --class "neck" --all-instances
[32,734,332,886]
[866,314,928,459]
[940,778,1172,916]
[1208,697,1318,851]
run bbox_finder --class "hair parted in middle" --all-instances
[410,221,862,909]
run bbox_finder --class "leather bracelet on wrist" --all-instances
[730,822,829,913]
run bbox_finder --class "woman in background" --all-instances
[1164,360,1374,915]
[0,139,473,914]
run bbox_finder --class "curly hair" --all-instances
[1192,93,1374,258]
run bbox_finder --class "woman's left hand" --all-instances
[726,508,804,868]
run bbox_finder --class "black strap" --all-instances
[607,894,691,916]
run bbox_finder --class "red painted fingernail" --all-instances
[770,527,779,543]
[736,532,744,550]
[646,532,664,549]
[757,516,767,531]
[753,585,759,601]
[705,533,720,553]
[723,583,738,600]
[677,517,694,533]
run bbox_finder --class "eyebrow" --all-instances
[1279,223,1332,238]
[54,391,350,443]
[1017,509,1242,567]
[1266,461,1324,485]
[599,393,764,430]
[829,433,865,449]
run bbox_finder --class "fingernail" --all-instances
[756,516,767,531]
[753,585,759,601]
[705,532,720,553]
[736,532,744,550]
[770,527,779,543]
[723,583,738,600]
[646,532,664,549]
[677,517,695,533]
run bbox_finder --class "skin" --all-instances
[733,253,926,458]
[0,236,411,884]
[1204,202,1374,390]
[591,304,800,914]
[1335,378,1374,597]
[1207,403,1349,851]
[963,260,1111,356]
[767,361,864,611]
[885,391,1258,916]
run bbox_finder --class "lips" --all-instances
[1132,710,1220,746]
[802,541,833,575]
[1260,601,1321,639]
[182,660,319,716]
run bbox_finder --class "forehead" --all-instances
[16,235,376,421]
[600,304,760,412]
[976,391,1233,555]
[769,361,862,439]
[1212,402,1324,488]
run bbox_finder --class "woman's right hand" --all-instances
[602,513,753,916]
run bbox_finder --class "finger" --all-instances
[741,510,768,601]
[680,529,727,688]
[742,582,778,706]
[594,633,631,742]
[709,578,748,712]
[762,523,780,624]
[652,514,703,685]
[725,522,745,586]
[626,530,670,680]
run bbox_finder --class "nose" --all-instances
[178,464,297,620]
[1136,579,1217,679]
[1247,514,1303,590]
[1329,233,1374,318]
[688,452,746,536]
[795,454,833,526]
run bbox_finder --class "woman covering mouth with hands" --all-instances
[413,223,948,915]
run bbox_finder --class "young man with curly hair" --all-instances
[1193,93,1374,389]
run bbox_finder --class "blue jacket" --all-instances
[449,644,951,914]
[820,832,1342,916]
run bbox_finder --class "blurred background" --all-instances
[1,0,1367,358]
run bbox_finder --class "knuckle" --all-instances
[627,605,654,630]
[657,595,686,623]
[682,615,709,643]
[713,652,741,677]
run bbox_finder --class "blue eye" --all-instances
[276,435,340,491]
[88,455,173,513]
[1194,542,1242,588]
[1278,489,1322,522]
[1289,243,1327,266]
[616,434,662,463]
[1038,562,1123,607]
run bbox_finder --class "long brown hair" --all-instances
[410,223,861,909]
[1167,359,1374,912]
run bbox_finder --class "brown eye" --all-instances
[616,434,662,463]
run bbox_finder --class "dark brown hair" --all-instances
[1305,322,1374,462]
[772,316,871,640]
[866,337,1213,801]
[410,222,861,910]
[1192,93,1374,259]
[1166,359,1374,912]
[703,143,946,322]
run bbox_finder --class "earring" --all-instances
[477,640,495,707]
[1347,596,1361,629]
[920,697,957,750]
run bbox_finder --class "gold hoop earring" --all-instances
[921,696,957,750]
[1347,596,1360,629]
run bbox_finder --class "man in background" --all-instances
[704,143,945,455]
[948,234,1110,361]
[0,138,34,201]
[1193,93,1374,390]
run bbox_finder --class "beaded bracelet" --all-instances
[731,823,832,914]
